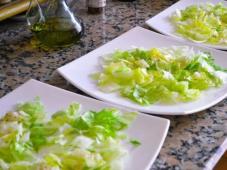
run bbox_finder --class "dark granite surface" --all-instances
[0,0,226,170]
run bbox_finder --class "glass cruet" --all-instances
[26,0,84,48]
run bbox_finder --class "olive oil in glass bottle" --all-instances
[27,0,84,48]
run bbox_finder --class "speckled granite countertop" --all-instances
[0,0,226,169]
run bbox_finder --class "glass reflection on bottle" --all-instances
[27,0,84,48]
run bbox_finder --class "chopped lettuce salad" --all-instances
[171,3,227,45]
[92,46,227,105]
[0,98,137,170]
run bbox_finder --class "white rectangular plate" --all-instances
[0,79,170,170]
[146,0,227,50]
[58,26,227,115]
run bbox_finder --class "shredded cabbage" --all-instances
[171,3,227,45]
[0,98,137,170]
[92,46,227,105]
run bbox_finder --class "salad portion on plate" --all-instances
[171,2,227,45]
[58,27,227,115]
[0,98,138,170]
[0,79,170,169]
[92,46,227,106]
[146,0,227,50]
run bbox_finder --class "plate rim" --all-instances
[57,70,227,115]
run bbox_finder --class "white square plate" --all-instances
[146,0,227,50]
[0,79,170,170]
[58,26,227,115]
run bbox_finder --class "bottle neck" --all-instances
[46,0,70,17]
[48,0,63,9]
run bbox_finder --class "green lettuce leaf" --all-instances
[92,47,227,105]
[171,3,227,45]
[0,99,138,170]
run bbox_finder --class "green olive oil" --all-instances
[31,17,83,47]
